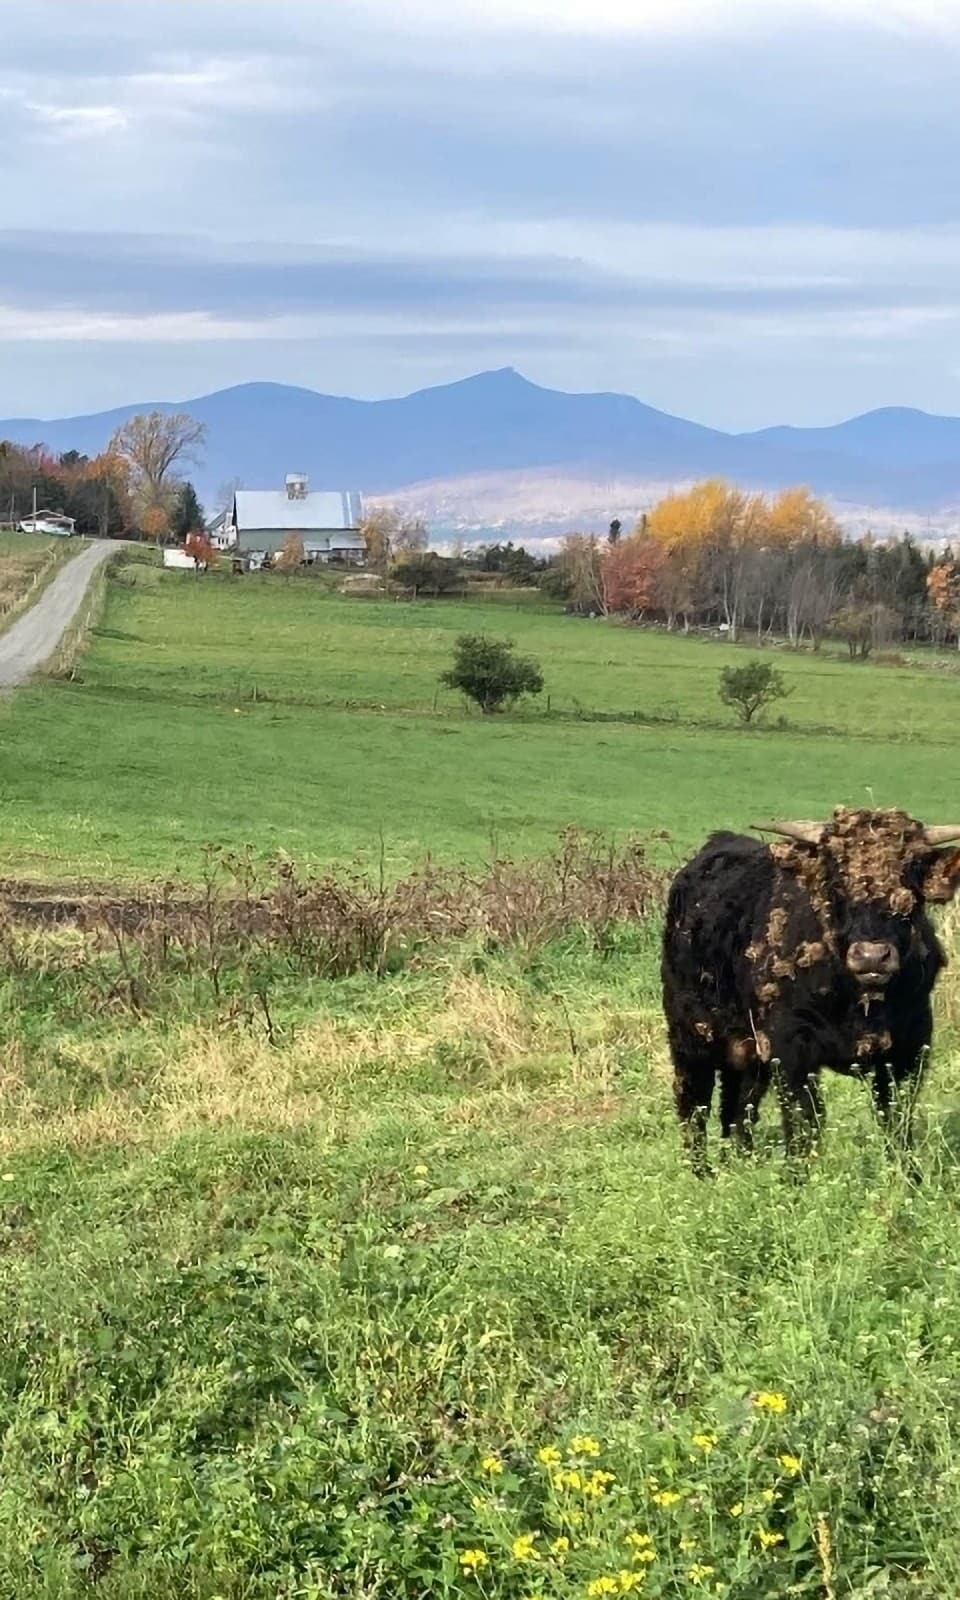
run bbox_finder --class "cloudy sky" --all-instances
[2,0,960,426]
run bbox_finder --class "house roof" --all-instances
[234,489,362,532]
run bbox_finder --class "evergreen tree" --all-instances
[171,481,205,540]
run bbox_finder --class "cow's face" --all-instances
[763,808,960,992]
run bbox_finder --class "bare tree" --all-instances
[361,505,428,574]
[556,534,607,614]
[110,411,206,534]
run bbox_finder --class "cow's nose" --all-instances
[846,941,900,982]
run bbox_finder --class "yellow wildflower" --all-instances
[759,1488,778,1505]
[753,1391,788,1414]
[651,1490,682,1508]
[412,1163,429,1177]
[779,1454,802,1476]
[618,1573,644,1593]
[481,1455,504,1476]
[471,1495,487,1511]
[512,1534,539,1563]
[692,1432,718,1453]
[625,1533,653,1549]
[538,1446,562,1467]
[583,1469,616,1498]
[459,1549,490,1574]
[680,1537,697,1553]
[553,1470,583,1492]
[570,1435,602,1457]
[728,1503,744,1519]
[688,1565,716,1583]
[587,1579,619,1598]
[757,1528,784,1550]
[550,1537,570,1558]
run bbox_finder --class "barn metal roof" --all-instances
[234,489,362,531]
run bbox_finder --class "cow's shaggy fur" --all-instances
[661,807,960,1166]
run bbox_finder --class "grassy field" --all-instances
[2,564,960,1596]
[2,900,960,1597]
[0,563,958,881]
[0,531,80,633]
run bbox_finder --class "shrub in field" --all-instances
[0,829,667,1004]
[718,660,789,725]
[442,633,544,715]
[392,551,464,596]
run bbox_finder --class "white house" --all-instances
[222,475,365,563]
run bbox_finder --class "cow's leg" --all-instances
[773,1058,825,1160]
[672,1047,716,1177]
[719,1054,770,1153]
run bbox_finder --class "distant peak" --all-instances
[456,367,534,388]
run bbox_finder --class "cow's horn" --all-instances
[752,820,826,845]
[923,825,960,847]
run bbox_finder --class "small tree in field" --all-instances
[275,533,305,575]
[441,634,544,715]
[184,530,214,573]
[718,660,789,725]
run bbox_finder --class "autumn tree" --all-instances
[644,481,726,630]
[110,410,206,534]
[184,531,215,574]
[765,486,842,548]
[141,505,170,543]
[361,505,428,574]
[275,533,306,574]
[927,559,960,647]
[601,534,666,617]
[82,449,132,538]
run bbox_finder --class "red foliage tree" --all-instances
[602,536,667,616]
[184,530,215,573]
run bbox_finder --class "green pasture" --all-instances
[0,565,957,882]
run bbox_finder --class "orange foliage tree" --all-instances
[141,505,170,543]
[275,533,306,574]
[927,559,960,647]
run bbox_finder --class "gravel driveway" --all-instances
[0,540,117,689]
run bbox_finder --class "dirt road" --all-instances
[0,540,117,689]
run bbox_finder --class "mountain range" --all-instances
[3,368,960,536]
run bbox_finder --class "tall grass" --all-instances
[2,855,960,1595]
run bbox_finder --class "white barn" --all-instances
[224,475,365,564]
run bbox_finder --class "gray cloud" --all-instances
[2,1,960,422]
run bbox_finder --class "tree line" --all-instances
[536,482,960,655]
[0,411,206,542]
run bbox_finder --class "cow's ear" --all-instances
[920,848,960,903]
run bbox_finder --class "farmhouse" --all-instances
[222,475,365,564]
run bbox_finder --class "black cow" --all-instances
[661,807,960,1167]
